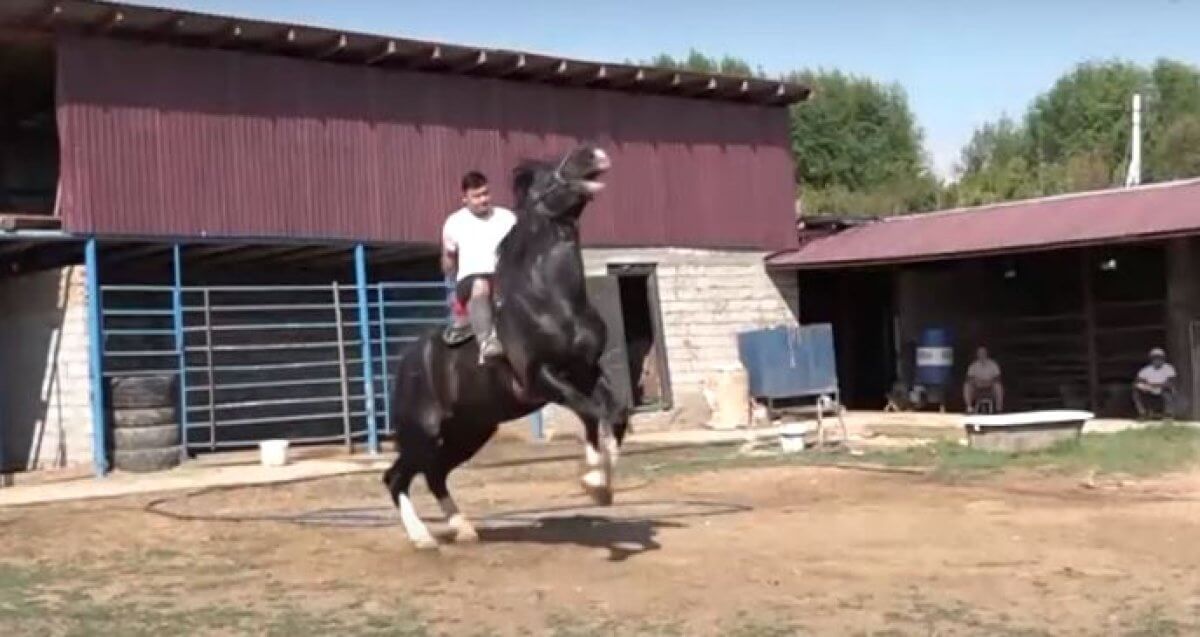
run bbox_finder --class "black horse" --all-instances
[383,144,629,550]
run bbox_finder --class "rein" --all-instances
[526,150,573,208]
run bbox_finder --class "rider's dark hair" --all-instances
[461,171,488,192]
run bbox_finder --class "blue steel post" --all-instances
[172,244,189,461]
[355,244,379,454]
[84,238,109,476]
[529,410,545,441]
[376,284,391,435]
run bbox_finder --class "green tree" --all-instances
[787,70,940,216]
[642,53,940,217]
[956,58,1200,204]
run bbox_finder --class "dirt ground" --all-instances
[3,442,1200,636]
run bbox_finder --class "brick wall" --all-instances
[0,265,95,472]
[583,247,799,414]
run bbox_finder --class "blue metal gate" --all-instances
[99,280,447,454]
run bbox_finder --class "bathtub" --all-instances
[962,410,1095,453]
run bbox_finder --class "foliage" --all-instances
[644,50,1200,215]
[954,58,1200,205]
[642,51,941,217]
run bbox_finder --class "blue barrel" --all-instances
[915,327,953,386]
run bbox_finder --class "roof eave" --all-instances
[1,0,811,106]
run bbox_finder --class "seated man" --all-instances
[1133,347,1177,420]
[963,346,1004,413]
[441,170,517,363]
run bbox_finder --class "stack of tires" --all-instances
[110,375,182,473]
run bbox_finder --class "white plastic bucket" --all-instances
[259,439,290,467]
[778,422,810,454]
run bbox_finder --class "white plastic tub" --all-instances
[259,439,290,467]
[962,410,1094,453]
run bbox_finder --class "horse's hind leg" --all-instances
[535,368,623,505]
[383,451,439,551]
[426,468,478,544]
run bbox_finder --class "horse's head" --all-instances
[513,144,612,219]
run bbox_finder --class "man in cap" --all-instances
[1133,347,1177,420]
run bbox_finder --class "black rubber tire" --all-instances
[113,447,181,473]
[111,375,175,410]
[112,407,176,428]
[113,424,180,450]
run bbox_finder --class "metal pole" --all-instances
[332,282,353,451]
[1125,93,1142,188]
[84,238,108,477]
[171,244,188,462]
[202,289,216,451]
[529,409,545,441]
[377,283,391,437]
[355,244,379,454]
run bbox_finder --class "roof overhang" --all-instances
[768,178,1200,271]
[0,0,811,107]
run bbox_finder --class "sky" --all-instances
[127,0,1200,179]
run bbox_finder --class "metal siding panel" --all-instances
[770,178,1200,268]
[55,36,798,250]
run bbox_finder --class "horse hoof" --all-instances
[454,526,480,544]
[583,483,614,506]
[412,537,440,552]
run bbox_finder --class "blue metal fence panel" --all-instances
[737,323,839,400]
[98,279,447,453]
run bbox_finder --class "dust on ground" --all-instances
[3,442,1200,636]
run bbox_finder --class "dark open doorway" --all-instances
[608,263,672,412]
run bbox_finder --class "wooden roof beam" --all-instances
[101,9,124,33]
[270,245,354,264]
[212,22,242,47]
[198,244,309,267]
[366,39,397,65]
[317,33,348,59]
[42,4,63,26]
[103,244,172,266]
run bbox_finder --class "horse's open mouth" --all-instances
[581,152,611,193]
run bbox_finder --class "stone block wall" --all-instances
[553,247,799,431]
[0,265,94,472]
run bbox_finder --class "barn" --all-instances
[771,179,1200,420]
[0,1,808,476]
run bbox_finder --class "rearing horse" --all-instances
[383,144,629,550]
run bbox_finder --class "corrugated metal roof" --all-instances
[768,178,1200,269]
[0,0,809,107]
[56,35,798,249]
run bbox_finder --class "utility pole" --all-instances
[1125,92,1142,187]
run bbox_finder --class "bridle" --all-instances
[527,150,575,208]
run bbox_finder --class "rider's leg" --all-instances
[468,276,503,359]
[449,276,470,329]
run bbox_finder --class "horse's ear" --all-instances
[512,161,536,205]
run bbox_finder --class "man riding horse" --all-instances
[441,170,516,363]
[384,144,628,551]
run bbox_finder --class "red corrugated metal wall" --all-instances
[55,35,797,250]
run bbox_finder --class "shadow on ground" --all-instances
[145,494,750,561]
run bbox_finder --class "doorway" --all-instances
[608,264,672,411]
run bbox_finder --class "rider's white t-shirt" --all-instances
[442,206,517,281]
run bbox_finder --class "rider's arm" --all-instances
[441,219,458,278]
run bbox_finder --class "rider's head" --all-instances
[461,171,492,216]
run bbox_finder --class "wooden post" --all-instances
[1081,249,1100,411]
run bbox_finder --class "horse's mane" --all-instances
[511,158,554,208]
[499,158,556,266]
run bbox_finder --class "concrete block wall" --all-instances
[583,247,799,414]
[0,265,94,472]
